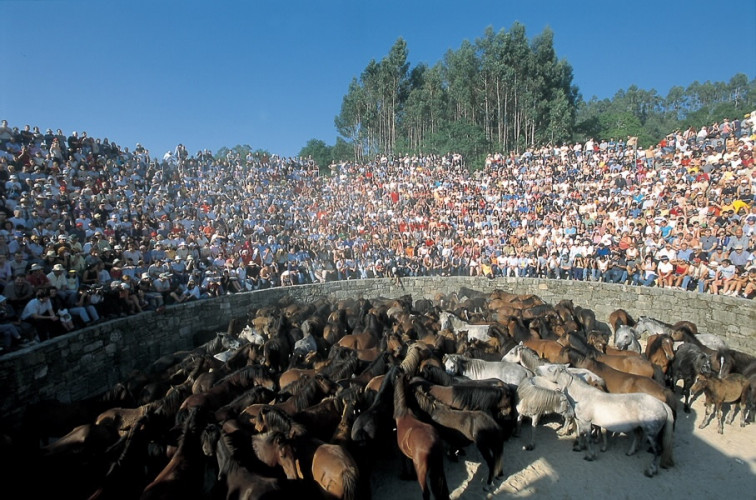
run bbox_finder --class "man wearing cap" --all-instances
[152,272,174,304]
[138,273,164,310]
[728,245,751,271]
[26,262,50,291]
[47,263,75,303]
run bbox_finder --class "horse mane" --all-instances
[410,385,437,415]
[360,352,390,376]
[279,373,315,396]
[393,372,411,419]
[323,355,360,381]
[518,346,546,371]
[450,385,510,411]
[259,405,307,437]
[399,344,427,377]
[251,431,287,468]
[646,334,671,358]
[516,381,568,415]
[291,375,332,412]
[563,346,588,366]
[221,364,273,387]
[420,364,457,385]
[154,384,192,421]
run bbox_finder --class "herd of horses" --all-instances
[5,287,756,499]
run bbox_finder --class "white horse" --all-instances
[443,353,532,386]
[614,325,642,353]
[537,364,675,477]
[503,344,607,390]
[516,376,575,450]
[634,316,728,351]
[439,311,492,342]
[634,316,673,337]
[238,325,266,346]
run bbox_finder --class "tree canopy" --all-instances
[294,24,755,170]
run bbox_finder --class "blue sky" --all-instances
[2,0,754,159]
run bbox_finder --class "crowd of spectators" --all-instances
[0,114,755,352]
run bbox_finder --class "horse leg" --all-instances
[413,456,430,500]
[698,403,712,429]
[643,430,661,478]
[476,442,495,485]
[725,402,737,426]
[599,427,611,452]
[576,420,595,461]
[556,415,573,437]
[716,404,724,434]
[524,414,538,451]
[626,428,642,456]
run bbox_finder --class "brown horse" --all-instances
[252,404,364,500]
[645,334,676,377]
[608,308,636,334]
[201,419,313,499]
[295,440,362,500]
[250,430,301,480]
[411,385,505,485]
[394,371,450,500]
[523,338,570,364]
[240,373,338,423]
[691,373,751,433]
[590,351,656,379]
[140,406,215,500]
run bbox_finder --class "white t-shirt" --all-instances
[21,297,54,320]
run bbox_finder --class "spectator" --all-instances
[20,288,61,341]
[0,295,24,350]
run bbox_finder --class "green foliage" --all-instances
[314,27,755,162]
[577,74,756,147]
[299,139,332,172]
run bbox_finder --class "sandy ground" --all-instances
[368,391,756,499]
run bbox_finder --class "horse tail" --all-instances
[341,467,361,500]
[429,440,450,500]
[660,402,675,469]
[663,388,678,427]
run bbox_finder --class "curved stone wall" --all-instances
[1,277,753,430]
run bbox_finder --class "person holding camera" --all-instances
[70,284,101,326]
[170,279,201,303]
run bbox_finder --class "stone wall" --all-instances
[1,277,753,429]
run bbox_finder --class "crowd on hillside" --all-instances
[0,114,755,352]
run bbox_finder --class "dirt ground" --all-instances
[369,390,756,499]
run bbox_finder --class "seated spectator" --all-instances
[0,294,24,350]
[20,288,62,341]
[171,279,201,303]
[2,273,35,313]
[26,262,50,292]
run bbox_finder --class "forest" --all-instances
[298,23,755,170]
